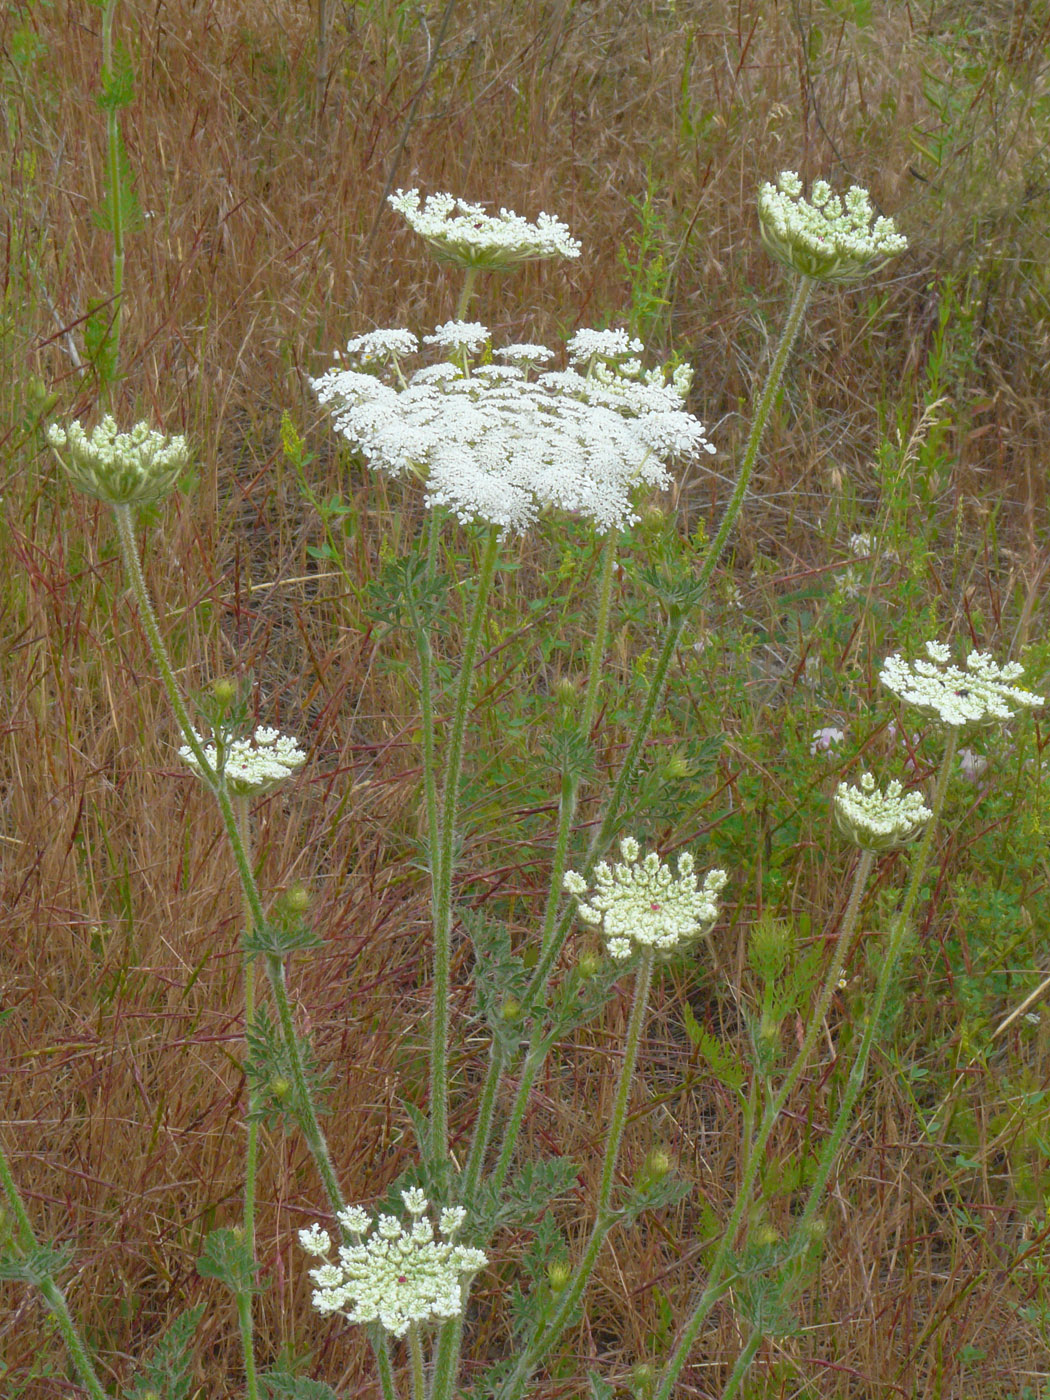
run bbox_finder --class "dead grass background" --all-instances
[4,0,1050,1395]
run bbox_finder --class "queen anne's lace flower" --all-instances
[880,641,1043,729]
[47,417,189,506]
[563,837,726,962]
[758,171,907,283]
[298,1191,487,1339]
[178,725,307,795]
[833,772,931,852]
[313,322,716,535]
[389,189,581,270]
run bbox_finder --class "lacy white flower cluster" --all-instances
[312,322,715,534]
[880,641,1043,729]
[47,417,189,506]
[299,1189,487,1338]
[833,772,931,852]
[388,189,581,270]
[178,725,307,795]
[758,171,908,283]
[563,837,727,962]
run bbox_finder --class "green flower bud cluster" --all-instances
[47,416,188,506]
[758,171,907,283]
[833,772,931,852]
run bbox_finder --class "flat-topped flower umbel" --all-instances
[312,321,715,534]
[564,838,727,962]
[834,773,932,852]
[178,725,307,795]
[389,189,581,270]
[758,171,908,283]
[47,416,188,506]
[299,1189,487,1338]
[880,641,1043,729]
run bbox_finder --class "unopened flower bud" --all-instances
[630,1362,656,1398]
[553,676,578,708]
[547,1262,571,1293]
[500,997,522,1023]
[283,884,311,914]
[577,952,601,979]
[270,1076,292,1102]
[211,678,238,708]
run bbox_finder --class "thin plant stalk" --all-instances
[234,793,260,1400]
[496,949,657,1400]
[720,1328,762,1399]
[795,729,958,1238]
[654,735,957,1400]
[429,526,502,1170]
[474,531,619,1200]
[0,1144,114,1400]
[407,1323,425,1400]
[100,0,126,385]
[112,503,398,1400]
[587,275,814,878]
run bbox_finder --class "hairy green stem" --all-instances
[234,795,260,1400]
[655,735,956,1400]
[796,730,958,1238]
[483,535,619,1201]
[408,1322,425,1400]
[719,1327,762,1399]
[497,950,656,1400]
[100,0,125,386]
[0,1142,113,1400]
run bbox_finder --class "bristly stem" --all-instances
[0,1142,114,1400]
[496,949,656,1400]
[234,794,260,1400]
[653,732,957,1400]
[430,526,502,1173]
[111,506,344,1211]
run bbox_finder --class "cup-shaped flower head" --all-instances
[299,1188,487,1338]
[880,641,1043,729]
[563,837,727,962]
[178,725,307,795]
[312,321,715,535]
[388,189,581,271]
[758,171,907,283]
[46,416,189,506]
[833,772,932,852]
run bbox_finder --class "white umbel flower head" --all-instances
[389,189,581,270]
[178,725,307,795]
[312,322,716,535]
[880,641,1043,729]
[563,838,727,962]
[758,171,908,283]
[47,416,189,506]
[299,1191,487,1339]
[833,772,932,852]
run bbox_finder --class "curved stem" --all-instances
[719,1327,762,1399]
[0,1143,113,1400]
